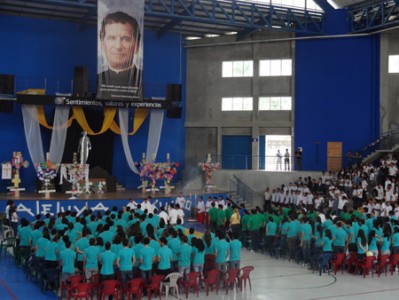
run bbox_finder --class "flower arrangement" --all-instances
[139,156,179,192]
[35,159,58,181]
[12,152,29,170]
[198,154,220,185]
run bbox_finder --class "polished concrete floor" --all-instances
[2,246,399,300]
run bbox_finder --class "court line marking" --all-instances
[0,278,18,300]
[307,287,399,300]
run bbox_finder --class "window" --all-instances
[259,97,292,110]
[222,97,253,111]
[259,59,292,76]
[389,55,399,73]
[222,61,253,77]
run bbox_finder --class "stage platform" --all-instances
[0,188,229,222]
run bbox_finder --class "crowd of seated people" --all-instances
[8,195,244,296]
[243,156,399,274]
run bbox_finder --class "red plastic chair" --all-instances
[70,282,93,300]
[204,269,220,296]
[224,268,240,295]
[203,254,216,275]
[123,278,144,300]
[390,253,399,275]
[88,274,100,299]
[345,252,357,273]
[98,279,120,300]
[146,274,164,300]
[355,256,375,278]
[183,272,200,298]
[238,266,254,292]
[375,254,390,277]
[60,275,85,300]
[331,253,345,275]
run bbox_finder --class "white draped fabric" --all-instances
[146,109,164,163]
[22,105,70,169]
[118,108,140,174]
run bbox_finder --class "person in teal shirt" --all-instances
[215,232,230,275]
[60,240,76,282]
[178,236,192,280]
[191,238,205,276]
[367,230,378,258]
[167,230,181,271]
[44,235,59,269]
[319,229,333,276]
[100,242,116,281]
[300,217,312,266]
[157,237,173,276]
[380,232,391,256]
[356,229,368,260]
[117,239,135,284]
[229,233,242,269]
[83,238,101,280]
[333,221,347,254]
[76,228,90,272]
[265,217,277,257]
[139,238,156,285]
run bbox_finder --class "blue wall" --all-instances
[295,35,380,171]
[222,136,252,169]
[0,15,185,191]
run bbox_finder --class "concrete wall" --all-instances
[380,29,399,132]
[213,170,322,207]
[185,31,295,169]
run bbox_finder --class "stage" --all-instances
[0,188,228,222]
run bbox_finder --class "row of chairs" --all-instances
[59,266,254,300]
[327,252,399,278]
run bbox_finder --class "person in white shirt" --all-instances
[205,196,213,224]
[276,150,282,171]
[168,204,179,225]
[141,196,155,214]
[374,184,384,201]
[218,196,226,209]
[337,195,348,213]
[127,198,137,210]
[176,193,186,209]
[196,196,205,224]
[389,164,398,177]
[158,206,169,224]
[176,204,185,225]
[381,201,393,217]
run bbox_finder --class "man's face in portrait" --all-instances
[102,22,137,71]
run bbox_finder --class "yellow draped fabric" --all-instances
[34,105,148,135]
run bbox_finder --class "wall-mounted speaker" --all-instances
[166,83,182,119]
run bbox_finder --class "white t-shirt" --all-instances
[159,211,169,224]
[197,201,205,213]
[169,209,179,225]
[177,209,185,225]
[176,196,186,209]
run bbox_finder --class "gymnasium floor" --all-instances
[1,245,399,300]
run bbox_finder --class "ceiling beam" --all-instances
[313,0,335,13]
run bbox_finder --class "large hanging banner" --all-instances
[97,0,144,101]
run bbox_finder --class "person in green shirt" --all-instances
[117,239,135,284]
[241,210,251,249]
[157,237,173,276]
[208,202,218,233]
[248,209,262,252]
[217,204,226,232]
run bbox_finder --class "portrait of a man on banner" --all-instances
[97,0,144,101]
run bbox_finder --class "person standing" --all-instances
[99,242,116,282]
[177,236,192,280]
[230,208,241,238]
[157,237,173,277]
[196,196,205,224]
[139,238,156,285]
[276,150,282,171]
[295,147,303,171]
[284,149,290,171]
[117,239,135,284]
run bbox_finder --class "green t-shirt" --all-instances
[248,215,261,231]
[241,214,250,230]
[209,207,219,222]
[217,209,226,226]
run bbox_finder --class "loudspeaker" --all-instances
[73,66,89,96]
[0,100,13,113]
[0,74,15,95]
[166,83,182,119]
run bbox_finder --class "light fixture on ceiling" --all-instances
[185,36,202,40]
[204,33,220,38]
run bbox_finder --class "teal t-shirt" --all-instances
[229,239,242,262]
[392,232,399,247]
[167,237,182,261]
[357,237,367,254]
[192,247,205,265]
[132,244,144,267]
[266,222,277,236]
[117,247,135,271]
[36,237,49,258]
[215,240,229,263]
[322,237,333,252]
[139,246,155,271]
[18,226,32,247]
[61,248,76,274]
[76,237,90,261]
[149,239,161,253]
[381,237,390,252]
[333,228,348,247]
[45,241,59,261]
[369,236,377,251]
[84,246,100,270]
[178,243,192,267]
[301,223,312,241]
[100,250,116,275]
[287,221,298,238]
[31,229,43,248]
[157,245,173,270]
